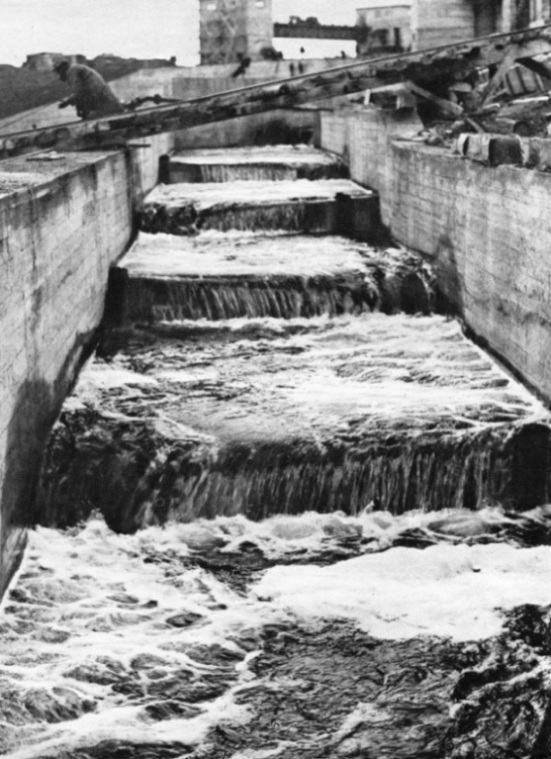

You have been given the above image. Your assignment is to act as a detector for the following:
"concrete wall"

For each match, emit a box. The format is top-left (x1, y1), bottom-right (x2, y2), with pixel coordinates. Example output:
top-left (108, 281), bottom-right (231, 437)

top-left (357, 4), bottom-right (413, 51)
top-left (411, 0), bottom-right (475, 48)
top-left (107, 60), bottom-right (345, 100)
top-left (129, 133), bottom-right (176, 197)
top-left (320, 107), bottom-right (421, 210)
top-left (321, 108), bottom-right (551, 404)
top-left (409, 0), bottom-right (551, 45)
top-left (151, 59), bottom-right (339, 79)
top-left (389, 144), bottom-right (551, 404)
top-left (175, 107), bottom-right (320, 149)
top-left (0, 132), bottom-right (173, 596)
top-left (245, 0), bottom-right (274, 59)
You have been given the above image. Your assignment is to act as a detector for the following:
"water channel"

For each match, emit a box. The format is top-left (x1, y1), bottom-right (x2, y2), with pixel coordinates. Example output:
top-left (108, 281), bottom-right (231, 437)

top-left (2, 145), bottom-right (551, 758)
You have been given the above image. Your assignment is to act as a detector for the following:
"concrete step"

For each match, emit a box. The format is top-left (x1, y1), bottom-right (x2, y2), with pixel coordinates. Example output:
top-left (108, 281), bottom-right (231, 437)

top-left (166, 145), bottom-right (348, 183)
top-left (137, 179), bottom-right (381, 239)
top-left (40, 314), bottom-right (549, 532)
top-left (109, 232), bottom-right (434, 324)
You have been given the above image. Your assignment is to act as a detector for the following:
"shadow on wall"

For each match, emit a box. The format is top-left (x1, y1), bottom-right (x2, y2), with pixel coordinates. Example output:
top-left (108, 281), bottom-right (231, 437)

top-left (1, 320), bottom-right (100, 596)
top-left (0, 377), bottom-right (53, 596)
top-left (252, 118), bottom-right (316, 146)
top-left (431, 237), bottom-right (551, 509)
top-left (433, 234), bottom-right (464, 316)
top-left (508, 423), bottom-right (551, 510)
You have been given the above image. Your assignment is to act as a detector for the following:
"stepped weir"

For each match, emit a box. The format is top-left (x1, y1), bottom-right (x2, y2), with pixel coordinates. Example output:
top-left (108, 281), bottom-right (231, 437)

top-left (3, 144), bottom-right (551, 758)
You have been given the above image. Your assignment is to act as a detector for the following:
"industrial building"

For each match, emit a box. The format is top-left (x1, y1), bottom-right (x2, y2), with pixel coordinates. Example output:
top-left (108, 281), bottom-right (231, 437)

top-left (413, 0), bottom-right (551, 49)
top-left (199, 0), bottom-right (274, 64)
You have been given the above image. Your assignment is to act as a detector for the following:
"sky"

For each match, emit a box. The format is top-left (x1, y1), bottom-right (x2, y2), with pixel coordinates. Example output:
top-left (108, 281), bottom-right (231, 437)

top-left (0, 0), bottom-right (364, 67)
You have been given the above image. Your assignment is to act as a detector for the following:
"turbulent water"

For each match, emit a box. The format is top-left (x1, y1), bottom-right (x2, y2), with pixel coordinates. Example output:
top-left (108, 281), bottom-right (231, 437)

top-left (8, 150), bottom-right (551, 757)
top-left (38, 313), bottom-right (551, 533)
top-left (23, 314), bottom-right (551, 757)
top-left (138, 180), bottom-right (372, 235)
top-left (169, 146), bottom-right (348, 183)
top-left (118, 233), bottom-right (434, 323)
top-left (3, 509), bottom-right (551, 758)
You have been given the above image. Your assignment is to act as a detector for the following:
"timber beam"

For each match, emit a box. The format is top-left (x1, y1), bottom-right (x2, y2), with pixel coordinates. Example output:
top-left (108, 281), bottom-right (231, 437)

top-left (2, 24), bottom-right (551, 158)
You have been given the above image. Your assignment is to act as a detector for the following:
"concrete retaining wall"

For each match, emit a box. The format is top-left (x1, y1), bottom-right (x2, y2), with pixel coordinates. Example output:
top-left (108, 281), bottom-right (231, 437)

top-left (175, 108), bottom-right (321, 150)
top-left (321, 108), bottom-right (422, 223)
top-left (0, 133), bottom-right (173, 596)
top-left (109, 59), bottom-right (343, 100)
top-left (321, 108), bottom-right (551, 404)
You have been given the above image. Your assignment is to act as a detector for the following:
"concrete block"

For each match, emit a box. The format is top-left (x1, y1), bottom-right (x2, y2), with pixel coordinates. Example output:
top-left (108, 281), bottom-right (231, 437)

top-left (335, 192), bottom-right (385, 243)
top-left (168, 146), bottom-right (348, 184)
top-left (488, 136), bottom-right (523, 167)
top-left (138, 179), bottom-right (377, 237)
top-left (113, 232), bottom-right (433, 324)
top-left (456, 134), bottom-right (523, 167)
top-left (527, 137), bottom-right (551, 171)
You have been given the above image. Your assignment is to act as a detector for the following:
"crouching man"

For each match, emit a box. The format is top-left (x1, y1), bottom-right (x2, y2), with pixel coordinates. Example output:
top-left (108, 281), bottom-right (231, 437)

top-left (54, 59), bottom-right (124, 120)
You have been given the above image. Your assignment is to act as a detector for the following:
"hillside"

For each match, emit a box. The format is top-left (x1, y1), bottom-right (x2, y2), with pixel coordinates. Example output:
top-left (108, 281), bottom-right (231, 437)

top-left (0, 55), bottom-right (175, 120)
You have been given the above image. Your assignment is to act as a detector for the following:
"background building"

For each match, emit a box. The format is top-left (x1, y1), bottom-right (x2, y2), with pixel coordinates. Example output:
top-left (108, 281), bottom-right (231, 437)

top-left (199, 0), bottom-right (551, 65)
top-left (199, 0), bottom-right (274, 64)
top-left (412, 0), bottom-right (551, 50)
top-left (22, 52), bottom-right (85, 71)
top-left (356, 3), bottom-right (412, 54)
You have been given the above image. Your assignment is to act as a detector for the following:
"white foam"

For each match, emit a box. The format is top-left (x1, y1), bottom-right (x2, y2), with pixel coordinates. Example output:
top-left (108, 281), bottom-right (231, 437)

top-left (4, 509), bottom-right (551, 757)
top-left (255, 541), bottom-right (551, 641)
top-left (145, 179), bottom-right (372, 211)
top-left (121, 232), bottom-right (381, 279)
top-left (171, 145), bottom-right (340, 167)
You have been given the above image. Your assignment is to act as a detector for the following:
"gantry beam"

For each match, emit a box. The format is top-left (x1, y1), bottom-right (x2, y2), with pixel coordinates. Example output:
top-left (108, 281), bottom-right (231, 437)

top-left (273, 22), bottom-right (359, 40)
top-left (2, 24), bottom-right (551, 158)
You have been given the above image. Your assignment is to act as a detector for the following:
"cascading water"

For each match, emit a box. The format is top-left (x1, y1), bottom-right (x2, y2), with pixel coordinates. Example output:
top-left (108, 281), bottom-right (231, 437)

top-left (39, 314), bottom-right (550, 533)
top-left (115, 233), bottom-right (434, 323)
top-left (168, 146), bottom-right (348, 184)
top-left (137, 179), bottom-right (374, 236)
top-left (5, 146), bottom-right (551, 759)
top-left (194, 164), bottom-right (299, 183)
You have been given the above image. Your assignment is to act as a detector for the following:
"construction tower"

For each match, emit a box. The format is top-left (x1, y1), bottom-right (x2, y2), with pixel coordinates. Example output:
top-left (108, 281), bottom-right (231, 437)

top-left (199, 0), bottom-right (274, 65)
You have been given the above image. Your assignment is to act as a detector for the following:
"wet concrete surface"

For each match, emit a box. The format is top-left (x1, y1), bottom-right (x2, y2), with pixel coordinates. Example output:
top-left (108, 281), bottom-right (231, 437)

top-left (39, 314), bottom-right (550, 532)
top-left (168, 146), bottom-right (348, 183)
top-left (138, 179), bottom-right (376, 235)
top-left (113, 233), bottom-right (434, 323)
top-left (0, 150), bottom-right (119, 195)
top-left (0, 171), bottom-right (54, 195)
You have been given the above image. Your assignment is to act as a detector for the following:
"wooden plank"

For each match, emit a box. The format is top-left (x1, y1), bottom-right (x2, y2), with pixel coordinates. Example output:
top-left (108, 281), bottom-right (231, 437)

top-left (408, 83), bottom-right (464, 117)
top-left (480, 45), bottom-right (522, 106)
